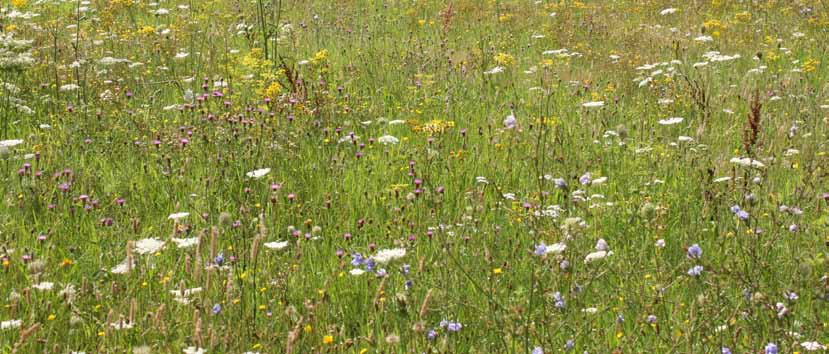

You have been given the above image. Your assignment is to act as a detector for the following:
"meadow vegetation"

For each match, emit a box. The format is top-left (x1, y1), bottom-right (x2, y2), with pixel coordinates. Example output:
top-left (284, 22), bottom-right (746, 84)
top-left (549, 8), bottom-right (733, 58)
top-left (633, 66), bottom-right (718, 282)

top-left (1, 0), bottom-right (829, 353)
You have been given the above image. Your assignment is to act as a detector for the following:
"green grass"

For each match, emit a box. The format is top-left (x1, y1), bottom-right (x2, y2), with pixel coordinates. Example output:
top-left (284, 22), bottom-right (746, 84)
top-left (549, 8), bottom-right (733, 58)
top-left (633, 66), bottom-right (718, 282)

top-left (1, 0), bottom-right (829, 353)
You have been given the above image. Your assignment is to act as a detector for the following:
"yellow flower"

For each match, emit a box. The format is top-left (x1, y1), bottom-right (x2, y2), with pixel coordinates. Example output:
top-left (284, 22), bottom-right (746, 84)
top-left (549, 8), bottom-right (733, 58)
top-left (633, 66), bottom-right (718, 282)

top-left (703, 19), bottom-right (726, 32)
top-left (138, 26), bottom-right (155, 35)
top-left (61, 258), bottom-right (74, 267)
top-left (11, 0), bottom-right (26, 8)
top-left (263, 81), bottom-right (282, 98)
top-left (802, 58), bottom-right (820, 73)
top-left (304, 324), bottom-right (313, 333)
top-left (494, 52), bottom-right (516, 67)
top-left (492, 268), bottom-right (503, 275)
top-left (734, 12), bottom-right (751, 22)
top-left (323, 335), bottom-right (334, 344)
top-left (312, 49), bottom-right (328, 64)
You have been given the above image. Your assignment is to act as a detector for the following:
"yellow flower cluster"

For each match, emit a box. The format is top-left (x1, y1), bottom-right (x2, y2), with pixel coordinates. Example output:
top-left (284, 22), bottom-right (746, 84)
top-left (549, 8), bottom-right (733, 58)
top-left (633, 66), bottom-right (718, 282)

top-left (802, 58), bottom-right (820, 73)
top-left (411, 119), bottom-right (455, 134)
top-left (494, 52), bottom-right (516, 67)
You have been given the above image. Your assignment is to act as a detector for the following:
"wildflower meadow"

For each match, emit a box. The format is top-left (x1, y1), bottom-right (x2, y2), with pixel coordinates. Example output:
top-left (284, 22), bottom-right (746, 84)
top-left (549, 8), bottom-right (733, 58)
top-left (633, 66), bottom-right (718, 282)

top-left (1, 0), bottom-right (829, 353)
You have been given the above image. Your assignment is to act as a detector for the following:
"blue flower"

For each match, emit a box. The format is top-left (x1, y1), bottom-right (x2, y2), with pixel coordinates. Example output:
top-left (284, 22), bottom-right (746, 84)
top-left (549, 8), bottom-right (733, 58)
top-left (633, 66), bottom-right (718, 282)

top-left (736, 210), bottom-right (749, 220)
top-left (427, 329), bottom-right (437, 340)
top-left (534, 243), bottom-right (547, 256)
top-left (554, 178), bottom-right (568, 189)
top-left (446, 322), bottom-right (462, 332)
top-left (764, 343), bottom-right (778, 354)
top-left (579, 172), bottom-right (592, 185)
top-left (532, 347), bottom-right (544, 354)
top-left (565, 339), bottom-right (574, 351)
top-left (553, 292), bottom-right (566, 309)
top-left (212, 303), bottom-right (222, 315)
top-left (721, 347), bottom-right (732, 354)
top-left (365, 258), bottom-right (376, 271)
top-left (646, 315), bottom-right (657, 324)
top-left (214, 253), bottom-right (224, 266)
top-left (687, 265), bottom-right (704, 277)
top-left (350, 253), bottom-right (364, 266)
top-left (687, 244), bottom-right (702, 259)
top-left (401, 264), bottom-right (411, 275)
top-left (730, 205), bottom-right (742, 213)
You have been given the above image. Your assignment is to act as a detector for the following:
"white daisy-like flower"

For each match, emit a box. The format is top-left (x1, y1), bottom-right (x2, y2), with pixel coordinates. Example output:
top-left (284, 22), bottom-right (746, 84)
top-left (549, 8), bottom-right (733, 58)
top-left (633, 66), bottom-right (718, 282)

top-left (98, 57), bottom-right (129, 66)
top-left (350, 268), bottom-right (366, 276)
top-left (584, 250), bottom-right (612, 263)
top-left (245, 168), bottom-right (271, 178)
top-left (582, 307), bottom-right (598, 314)
top-left (658, 117), bottom-right (683, 125)
top-left (730, 157), bottom-right (766, 169)
top-left (59, 84), bottom-right (80, 91)
top-left (263, 241), bottom-right (289, 250)
top-left (801, 342), bottom-right (826, 351)
top-left (713, 176), bottom-right (732, 183)
top-left (544, 242), bottom-right (567, 255)
top-left (1, 319), bottom-right (22, 330)
top-left (678, 136), bottom-right (694, 142)
top-left (110, 258), bottom-right (134, 274)
top-left (171, 237), bottom-right (199, 249)
top-left (168, 212), bottom-right (190, 220)
top-left (388, 119), bottom-right (406, 125)
top-left (591, 177), bottom-right (608, 186)
top-left (171, 287), bottom-right (202, 304)
top-left (170, 287), bottom-right (202, 298)
top-left (175, 52), bottom-right (190, 59)
top-left (694, 35), bottom-right (713, 42)
top-left (183, 347), bottom-right (207, 354)
top-left (377, 135), bottom-right (399, 145)
top-left (484, 66), bottom-right (505, 75)
top-left (660, 8), bottom-right (677, 15)
top-left (32, 281), bottom-right (55, 291)
top-left (110, 321), bottom-right (134, 330)
top-left (134, 238), bottom-right (165, 255)
top-left (371, 248), bottom-right (406, 263)
top-left (582, 101), bottom-right (604, 108)
top-left (0, 139), bottom-right (23, 148)
top-left (154, 8), bottom-right (170, 15)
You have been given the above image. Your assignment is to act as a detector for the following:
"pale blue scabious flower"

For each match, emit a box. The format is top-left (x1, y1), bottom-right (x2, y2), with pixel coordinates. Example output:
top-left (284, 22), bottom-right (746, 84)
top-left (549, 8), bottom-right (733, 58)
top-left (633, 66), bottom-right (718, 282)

top-left (687, 265), bottom-right (703, 277)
